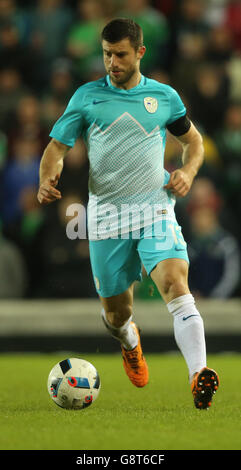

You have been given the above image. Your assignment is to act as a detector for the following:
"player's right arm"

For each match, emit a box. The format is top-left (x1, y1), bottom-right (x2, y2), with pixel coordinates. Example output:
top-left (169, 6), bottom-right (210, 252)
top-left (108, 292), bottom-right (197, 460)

top-left (37, 138), bottom-right (70, 205)
top-left (37, 84), bottom-right (87, 205)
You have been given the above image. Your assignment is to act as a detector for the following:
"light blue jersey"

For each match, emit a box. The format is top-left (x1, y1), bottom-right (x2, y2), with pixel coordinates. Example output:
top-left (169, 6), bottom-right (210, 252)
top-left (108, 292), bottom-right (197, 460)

top-left (50, 75), bottom-right (186, 240)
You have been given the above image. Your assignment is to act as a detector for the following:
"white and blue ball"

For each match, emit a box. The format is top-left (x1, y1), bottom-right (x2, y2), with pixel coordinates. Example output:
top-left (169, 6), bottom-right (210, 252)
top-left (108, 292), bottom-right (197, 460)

top-left (47, 358), bottom-right (101, 410)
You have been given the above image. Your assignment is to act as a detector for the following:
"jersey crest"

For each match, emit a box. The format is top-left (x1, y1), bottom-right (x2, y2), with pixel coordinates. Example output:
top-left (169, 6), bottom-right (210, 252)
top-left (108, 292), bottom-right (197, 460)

top-left (144, 97), bottom-right (158, 114)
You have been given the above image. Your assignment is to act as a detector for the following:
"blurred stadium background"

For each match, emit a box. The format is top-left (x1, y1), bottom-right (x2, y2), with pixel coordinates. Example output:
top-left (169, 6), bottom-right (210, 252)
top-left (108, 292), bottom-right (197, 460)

top-left (0, 0), bottom-right (240, 354)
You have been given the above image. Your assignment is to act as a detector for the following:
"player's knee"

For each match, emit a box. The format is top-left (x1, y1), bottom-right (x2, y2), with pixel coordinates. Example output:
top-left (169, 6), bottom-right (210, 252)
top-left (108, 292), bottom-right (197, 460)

top-left (161, 275), bottom-right (188, 300)
top-left (105, 305), bottom-right (132, 328)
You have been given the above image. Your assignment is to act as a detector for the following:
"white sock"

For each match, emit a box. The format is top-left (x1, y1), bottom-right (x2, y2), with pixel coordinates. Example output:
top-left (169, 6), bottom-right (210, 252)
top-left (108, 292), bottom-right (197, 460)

top-left (166, 294), bottom-right (206, 382)
top-left (101, 308), bottom-right (138, 351)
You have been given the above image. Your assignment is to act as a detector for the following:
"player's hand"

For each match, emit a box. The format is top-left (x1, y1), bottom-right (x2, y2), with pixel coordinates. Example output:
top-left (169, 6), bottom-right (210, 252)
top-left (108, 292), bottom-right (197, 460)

top-left (164, 169), bottom-right (193, 197)
top-left (37, 174), bottom-right (62, 205)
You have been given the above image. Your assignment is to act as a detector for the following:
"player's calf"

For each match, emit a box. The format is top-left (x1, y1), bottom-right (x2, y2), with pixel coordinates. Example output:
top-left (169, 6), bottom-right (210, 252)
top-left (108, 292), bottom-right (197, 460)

top-left (101, 308), bottom-right (138, 350)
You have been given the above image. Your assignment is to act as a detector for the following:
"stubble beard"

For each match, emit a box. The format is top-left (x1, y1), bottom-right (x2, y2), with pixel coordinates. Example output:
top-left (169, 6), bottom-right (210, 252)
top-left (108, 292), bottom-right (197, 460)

top-left (109, 66), bottom-right (137, 87)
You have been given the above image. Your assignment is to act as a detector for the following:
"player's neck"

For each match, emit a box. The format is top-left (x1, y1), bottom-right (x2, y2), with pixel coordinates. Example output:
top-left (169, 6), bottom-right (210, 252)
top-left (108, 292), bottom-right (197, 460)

top-left (110, 70), bottom-right (142, 90)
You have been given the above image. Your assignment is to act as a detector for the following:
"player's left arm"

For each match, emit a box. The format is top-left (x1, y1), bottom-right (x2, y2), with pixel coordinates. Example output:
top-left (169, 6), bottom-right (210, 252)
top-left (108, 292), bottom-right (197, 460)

top-left (164, 121), bottom-right (204, 197)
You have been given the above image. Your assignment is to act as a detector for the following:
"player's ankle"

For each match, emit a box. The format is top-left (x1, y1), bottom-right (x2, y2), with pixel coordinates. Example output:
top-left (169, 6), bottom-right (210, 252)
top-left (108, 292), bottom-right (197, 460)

top-left (190, 371), bottom-right (198, 384)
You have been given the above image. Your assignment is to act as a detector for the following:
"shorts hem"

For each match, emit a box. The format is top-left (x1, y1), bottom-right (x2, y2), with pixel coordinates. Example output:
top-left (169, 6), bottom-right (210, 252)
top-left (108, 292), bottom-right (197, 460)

top-left (96, 274), bottom-right (142, 298)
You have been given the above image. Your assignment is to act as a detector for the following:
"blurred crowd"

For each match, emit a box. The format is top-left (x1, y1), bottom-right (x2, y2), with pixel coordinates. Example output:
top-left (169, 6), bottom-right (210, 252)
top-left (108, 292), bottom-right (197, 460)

top-left (0, 0), bottom-right (240, 299)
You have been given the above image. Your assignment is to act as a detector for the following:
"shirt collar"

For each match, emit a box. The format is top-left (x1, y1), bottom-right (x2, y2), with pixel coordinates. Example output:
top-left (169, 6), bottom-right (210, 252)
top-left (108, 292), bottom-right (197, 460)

top-left (106, 74), bottom-right (145, 93)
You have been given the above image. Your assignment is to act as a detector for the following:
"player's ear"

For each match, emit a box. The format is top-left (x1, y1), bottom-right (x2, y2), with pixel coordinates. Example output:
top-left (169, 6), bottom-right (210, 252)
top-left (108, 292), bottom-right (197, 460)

top-left (137, 45), bottom-right (146, 60)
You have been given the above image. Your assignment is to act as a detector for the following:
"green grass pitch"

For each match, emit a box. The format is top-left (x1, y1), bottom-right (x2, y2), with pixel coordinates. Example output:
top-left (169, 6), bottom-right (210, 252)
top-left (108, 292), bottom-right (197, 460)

top-left (0, 352), bottom-right (240, 450)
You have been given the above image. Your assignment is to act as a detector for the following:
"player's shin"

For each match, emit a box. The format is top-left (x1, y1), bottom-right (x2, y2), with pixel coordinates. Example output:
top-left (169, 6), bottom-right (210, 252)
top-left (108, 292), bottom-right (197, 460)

top-left (166, 294), bottom-right (207, 382)
top-left (101, 308), bottom-right (138, 350)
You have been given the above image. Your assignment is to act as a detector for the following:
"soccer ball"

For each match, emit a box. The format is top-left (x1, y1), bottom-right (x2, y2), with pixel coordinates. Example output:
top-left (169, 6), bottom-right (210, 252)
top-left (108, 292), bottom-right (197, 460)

top-left (47, 357), bottom-right (101, 410)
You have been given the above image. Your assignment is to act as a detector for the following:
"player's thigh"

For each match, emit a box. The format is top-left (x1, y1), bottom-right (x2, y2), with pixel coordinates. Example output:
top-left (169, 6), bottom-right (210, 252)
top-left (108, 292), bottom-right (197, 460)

top-left (89, 237), bottom-right (142, 298)
top-left (150, 258), bottom-right (190, 303)
top-left (138, 219), bottom-right (190, 303)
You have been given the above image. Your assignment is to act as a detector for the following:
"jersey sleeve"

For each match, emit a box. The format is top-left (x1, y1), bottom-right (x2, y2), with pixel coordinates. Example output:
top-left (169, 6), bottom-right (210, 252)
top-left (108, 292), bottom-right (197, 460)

top-left (49, 88), bottom-right (85, 147)
top-left (166, 87), bottom-right (186, 126)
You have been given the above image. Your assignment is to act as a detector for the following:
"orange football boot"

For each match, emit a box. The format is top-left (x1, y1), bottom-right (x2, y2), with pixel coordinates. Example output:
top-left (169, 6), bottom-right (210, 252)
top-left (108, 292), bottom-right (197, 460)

top-left (121, 322), bottom-right (149, 388)
top-left (191, 367), bottom-right (220, 410)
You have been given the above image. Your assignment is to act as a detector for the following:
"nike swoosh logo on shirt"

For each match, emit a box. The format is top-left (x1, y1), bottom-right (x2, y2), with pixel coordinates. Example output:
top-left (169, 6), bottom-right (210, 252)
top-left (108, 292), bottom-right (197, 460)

top-left (93, 99), bottom-right (110, 105)
top-left (182, 315), bottom-right (199, 321)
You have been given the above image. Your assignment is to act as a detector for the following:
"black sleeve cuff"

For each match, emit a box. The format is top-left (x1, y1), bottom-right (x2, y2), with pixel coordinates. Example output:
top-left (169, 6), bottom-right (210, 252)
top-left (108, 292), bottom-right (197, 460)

top-left (166, 114), bottom-right (191, 136)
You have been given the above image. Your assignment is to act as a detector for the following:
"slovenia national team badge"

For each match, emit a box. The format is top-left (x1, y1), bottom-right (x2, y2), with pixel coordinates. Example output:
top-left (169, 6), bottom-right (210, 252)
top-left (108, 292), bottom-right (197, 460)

top-left (144, 97), bottom-right (158, 113)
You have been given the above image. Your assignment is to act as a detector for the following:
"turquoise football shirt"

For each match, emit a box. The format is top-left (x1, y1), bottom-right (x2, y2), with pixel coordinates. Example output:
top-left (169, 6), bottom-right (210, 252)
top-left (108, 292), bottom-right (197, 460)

top-left (50, 75), bottom-right (186, 239)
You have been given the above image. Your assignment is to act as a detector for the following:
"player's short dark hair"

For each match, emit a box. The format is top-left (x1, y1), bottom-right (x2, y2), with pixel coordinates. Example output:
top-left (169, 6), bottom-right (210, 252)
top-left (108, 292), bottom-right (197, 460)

top-left (101, 18), bottom-right (143, 51)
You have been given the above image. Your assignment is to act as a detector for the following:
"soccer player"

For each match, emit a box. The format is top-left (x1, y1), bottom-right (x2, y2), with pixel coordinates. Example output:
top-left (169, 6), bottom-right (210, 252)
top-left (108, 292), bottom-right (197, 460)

top-left (37, 18), bottom-right (219, 409)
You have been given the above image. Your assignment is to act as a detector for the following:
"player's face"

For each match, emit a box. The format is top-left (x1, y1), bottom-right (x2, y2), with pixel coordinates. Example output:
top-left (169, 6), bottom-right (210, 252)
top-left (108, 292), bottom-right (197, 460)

top-left (102, 38), bottom-right (146, 88)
